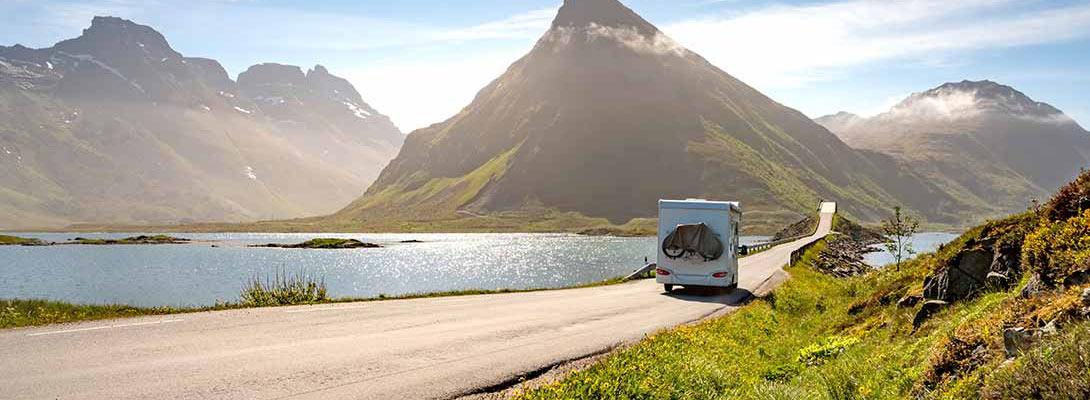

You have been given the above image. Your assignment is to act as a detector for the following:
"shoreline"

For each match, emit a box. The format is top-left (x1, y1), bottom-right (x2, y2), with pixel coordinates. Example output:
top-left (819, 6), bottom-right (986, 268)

top-left (1, 276), bottom-right (635, 330)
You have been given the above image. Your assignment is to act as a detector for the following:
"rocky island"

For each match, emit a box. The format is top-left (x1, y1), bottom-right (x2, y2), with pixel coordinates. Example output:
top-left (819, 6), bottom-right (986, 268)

top-left (251, 238), bottom-right (382, 249)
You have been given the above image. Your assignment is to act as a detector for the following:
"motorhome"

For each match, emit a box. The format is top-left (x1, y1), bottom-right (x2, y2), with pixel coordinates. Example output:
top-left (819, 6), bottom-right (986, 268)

top-left (656, 199), bottom-right (741, 292)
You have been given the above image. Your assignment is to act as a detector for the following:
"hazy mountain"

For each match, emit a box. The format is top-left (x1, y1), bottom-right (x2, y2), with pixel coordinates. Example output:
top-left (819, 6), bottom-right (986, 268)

top-left (335, 0), bottom-right (966, 232)
top-left (0, 16), bottom-right (401, 229)
top-left (818, 80), bottom-right (1090, 212)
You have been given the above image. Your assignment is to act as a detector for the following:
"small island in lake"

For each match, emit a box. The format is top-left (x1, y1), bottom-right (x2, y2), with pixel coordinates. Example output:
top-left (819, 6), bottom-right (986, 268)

top-left (65, 235), bottom-right (191, 245)
top-left (251, 238), bottom-right (383, 249)
top-left (0, 235), bottom-right (47, 246)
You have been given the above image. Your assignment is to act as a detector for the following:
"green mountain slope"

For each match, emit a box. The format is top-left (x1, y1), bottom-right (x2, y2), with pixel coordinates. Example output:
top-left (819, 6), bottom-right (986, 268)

top-left (333, 0), bottom-right (968, 233)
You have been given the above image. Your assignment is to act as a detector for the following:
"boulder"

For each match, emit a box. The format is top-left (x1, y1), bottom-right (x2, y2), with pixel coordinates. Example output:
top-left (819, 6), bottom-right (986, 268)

top-left (923, 248), bottom-right (991, 302)
top-left (1082, 288), bottom-right (1090, 307)
top-left (985, 272), bottom-right (1010, 290)
top-left (913, 300), bottom-right (948, 328)
top-left (989, 240), bottom-right (1022, 281)
top-left (897, 294), bottom-right (922, 308)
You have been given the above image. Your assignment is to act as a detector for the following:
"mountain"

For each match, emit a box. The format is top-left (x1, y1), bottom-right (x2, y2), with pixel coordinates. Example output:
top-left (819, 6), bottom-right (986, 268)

top-left (333, 0), bottom-right (967, 233)
top-left (817, 80), bottom-right (1090, 213)
top-left (0, 16), bottom-right (401, 229)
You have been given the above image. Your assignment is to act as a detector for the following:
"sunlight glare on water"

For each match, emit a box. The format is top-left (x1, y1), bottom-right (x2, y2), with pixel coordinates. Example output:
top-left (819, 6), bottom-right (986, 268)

top-left (0, 232), bottom-right (770, 307)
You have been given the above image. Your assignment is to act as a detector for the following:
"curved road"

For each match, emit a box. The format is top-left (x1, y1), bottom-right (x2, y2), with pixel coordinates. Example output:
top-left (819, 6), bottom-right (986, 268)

top-left (0, 204), bottom-right (834, 400)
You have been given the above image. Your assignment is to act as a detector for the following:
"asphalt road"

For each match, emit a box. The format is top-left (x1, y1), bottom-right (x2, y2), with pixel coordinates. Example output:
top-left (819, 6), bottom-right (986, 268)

top-left (1, 205), bottom-right (834, 400)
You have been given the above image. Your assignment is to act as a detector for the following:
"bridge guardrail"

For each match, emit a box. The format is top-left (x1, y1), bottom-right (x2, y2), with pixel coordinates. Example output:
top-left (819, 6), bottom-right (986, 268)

top-left (625, 263), bottom-right (657, 281)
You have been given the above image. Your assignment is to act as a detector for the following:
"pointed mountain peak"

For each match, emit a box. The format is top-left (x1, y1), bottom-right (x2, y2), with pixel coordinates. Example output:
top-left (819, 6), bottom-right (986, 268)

top-left (553, 0), bottom-right (657, 34)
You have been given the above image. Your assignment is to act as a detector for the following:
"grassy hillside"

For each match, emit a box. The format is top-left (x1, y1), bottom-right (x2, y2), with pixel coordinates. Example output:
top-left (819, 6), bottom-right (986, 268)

top-left (517, 172), bottom-right (1090, 399)
top-left (326, 0), bottom-right (976, 236)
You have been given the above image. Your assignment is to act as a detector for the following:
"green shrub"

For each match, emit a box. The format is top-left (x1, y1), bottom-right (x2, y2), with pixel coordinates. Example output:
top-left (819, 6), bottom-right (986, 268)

top-left (1043, 169), bottom-right (1090, 222)
top-left (797, 336), bottom-right (861, 366)
top-left (240, 271), bottom-right (328, 307)
top-left (1023, 210), bottom-right (1090, 285)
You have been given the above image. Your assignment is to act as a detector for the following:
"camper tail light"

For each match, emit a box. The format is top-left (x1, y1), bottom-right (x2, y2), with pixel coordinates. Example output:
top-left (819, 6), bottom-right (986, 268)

top-left (712, 272), bottom-right (729, 279)
top-left (655, 268), bottom-right (672, 276)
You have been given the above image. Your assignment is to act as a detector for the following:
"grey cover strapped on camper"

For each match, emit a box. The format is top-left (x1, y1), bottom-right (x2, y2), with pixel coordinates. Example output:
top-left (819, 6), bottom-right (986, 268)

top-left (662, 223), bottom-right (724, 261)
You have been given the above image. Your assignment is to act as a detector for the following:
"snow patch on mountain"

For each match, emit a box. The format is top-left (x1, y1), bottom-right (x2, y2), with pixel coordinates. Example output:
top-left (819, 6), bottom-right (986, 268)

top-left (53, 52), bottom-right (146, 94)
top-left (343, 101), bottom-right (371, 119)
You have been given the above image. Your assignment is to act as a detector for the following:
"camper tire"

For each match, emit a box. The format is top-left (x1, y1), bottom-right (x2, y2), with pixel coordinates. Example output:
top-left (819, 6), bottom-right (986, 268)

top-left (664, 284), bottom-right (674, 293)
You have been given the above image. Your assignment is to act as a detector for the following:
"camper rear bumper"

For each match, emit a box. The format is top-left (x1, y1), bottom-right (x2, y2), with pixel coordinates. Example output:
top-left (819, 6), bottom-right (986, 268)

top-left (656, 270), bottom-right (734, 287)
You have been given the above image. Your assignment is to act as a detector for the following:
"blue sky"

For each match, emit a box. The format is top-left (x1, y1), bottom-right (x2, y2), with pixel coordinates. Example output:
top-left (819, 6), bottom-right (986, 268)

top-left (2, 0), bottom-right (1088, 132)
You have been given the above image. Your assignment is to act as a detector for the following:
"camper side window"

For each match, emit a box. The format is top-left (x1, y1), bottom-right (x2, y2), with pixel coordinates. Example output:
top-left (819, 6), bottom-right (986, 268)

top-left (732, 222), bottom-right (739, 252)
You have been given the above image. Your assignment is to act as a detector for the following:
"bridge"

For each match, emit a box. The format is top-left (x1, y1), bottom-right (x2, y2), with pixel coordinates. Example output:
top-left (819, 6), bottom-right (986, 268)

top-left (0, 203), bottom-right (836, 400)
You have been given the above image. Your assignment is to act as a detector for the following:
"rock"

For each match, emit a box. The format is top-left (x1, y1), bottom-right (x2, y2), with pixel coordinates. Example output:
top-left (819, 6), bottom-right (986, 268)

top-left (913, 300), bottom-right (948, 328)
top-left (897, 294), bottom-right (922, 308)
top-left (1082, 288), bottom-right (1090, 307)
top-left (1065, 270), bottom-right (1090, 287)
top-left (989, 239), bottom-right (1022, 278)
top-left (1004, 327), bottom-right (1033, 358)
top-left (985, 272), bottom-right (1010, 290)
top-left (923, 248), bottom-right (991, 302)
top-left (971, 345), bottom-right (988, 360)
top-left (1039, 320), bottom-right (1059, 336)
top-left (814, 236), bottom-right (874, 278)
top-left (1021, 274), bottom-right (1045, 298)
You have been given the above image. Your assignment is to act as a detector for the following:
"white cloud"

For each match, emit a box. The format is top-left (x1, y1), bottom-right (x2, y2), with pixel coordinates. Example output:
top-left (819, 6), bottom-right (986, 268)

top-left (662, 0), bottom-right (1090, 90)
top-left (586, 23), bottom-right (685, 57)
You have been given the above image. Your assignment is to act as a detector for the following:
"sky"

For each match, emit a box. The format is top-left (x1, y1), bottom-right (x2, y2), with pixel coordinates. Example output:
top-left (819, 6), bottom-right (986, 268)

top-left (2, 0), bottom-right (1089, 133)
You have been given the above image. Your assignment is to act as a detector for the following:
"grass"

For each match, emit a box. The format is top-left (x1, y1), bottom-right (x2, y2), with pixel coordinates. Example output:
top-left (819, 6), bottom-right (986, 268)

top-left (1, 299), bottom-right (200, 329)
top-left (516, 211), bottom-right (1089, 399)
top-left (981, 320), bottom-right (1090, 398)
top-left (241, 271), bottom-right (328, 306)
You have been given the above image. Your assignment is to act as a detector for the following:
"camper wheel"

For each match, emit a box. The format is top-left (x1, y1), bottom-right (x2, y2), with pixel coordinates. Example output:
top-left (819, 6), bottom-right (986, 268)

top-left (664, 284), bottom-right (674, 293)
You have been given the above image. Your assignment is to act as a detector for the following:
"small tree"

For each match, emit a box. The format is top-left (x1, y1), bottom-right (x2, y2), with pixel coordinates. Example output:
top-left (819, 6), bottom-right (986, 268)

top-left (882, 206), bottom-right (920, 270)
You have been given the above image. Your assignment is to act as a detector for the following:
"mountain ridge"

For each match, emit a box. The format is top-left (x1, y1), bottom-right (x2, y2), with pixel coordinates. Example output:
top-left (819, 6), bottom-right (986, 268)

top-left (0, 16), bottom-right (402, 229)
top-left (817, 80), bottom-right (1090, 215)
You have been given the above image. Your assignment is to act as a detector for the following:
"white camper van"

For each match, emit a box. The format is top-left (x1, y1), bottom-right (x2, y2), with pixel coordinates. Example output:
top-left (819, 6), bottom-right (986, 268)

top-left (656, 199), bottom-right (741, 293)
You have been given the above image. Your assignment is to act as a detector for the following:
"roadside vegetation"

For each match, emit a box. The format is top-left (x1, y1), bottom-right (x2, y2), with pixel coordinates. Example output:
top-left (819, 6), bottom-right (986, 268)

top-left (517, 171), bottom-right (1090, 399)
top-left (1, 275), bottom-right (631, 329)
top-left (240, 271), bottom-right (328, 306)
top-left (0, 299), bottom-right (195, 329)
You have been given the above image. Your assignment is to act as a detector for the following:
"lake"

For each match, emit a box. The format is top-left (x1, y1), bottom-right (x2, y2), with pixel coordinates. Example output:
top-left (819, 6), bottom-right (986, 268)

top-left (864, 232), bottom-right (961, 267)
top-left (0, 232), bottom-right (959, 307)
top-left (0, 232), bottom-right (771, 307)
